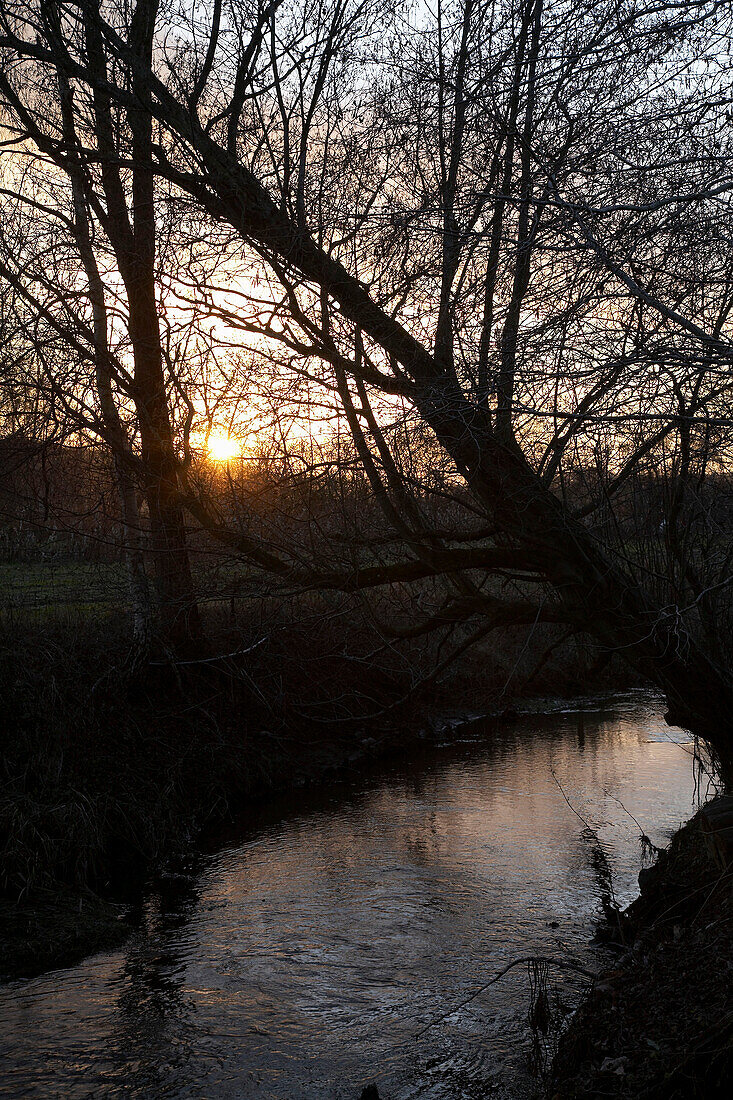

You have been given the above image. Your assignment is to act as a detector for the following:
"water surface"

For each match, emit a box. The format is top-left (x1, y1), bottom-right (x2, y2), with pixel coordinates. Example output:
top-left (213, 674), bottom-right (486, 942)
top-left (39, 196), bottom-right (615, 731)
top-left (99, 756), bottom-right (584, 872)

top-left (0, 693), bottom-right (699, 1099)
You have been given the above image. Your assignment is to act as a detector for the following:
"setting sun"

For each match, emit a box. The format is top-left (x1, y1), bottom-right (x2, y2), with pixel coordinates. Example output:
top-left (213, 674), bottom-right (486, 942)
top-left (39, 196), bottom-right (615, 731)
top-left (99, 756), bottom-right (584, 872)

top-left (207, 433), bottom-right (239, 462)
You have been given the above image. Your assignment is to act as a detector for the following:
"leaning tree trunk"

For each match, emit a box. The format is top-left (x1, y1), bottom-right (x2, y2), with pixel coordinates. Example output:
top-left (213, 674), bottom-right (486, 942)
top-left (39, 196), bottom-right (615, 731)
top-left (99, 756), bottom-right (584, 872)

top-left (413, 374), bottom-right (733, 786)
top-left (178, 126), bottom-right (733, 771)
top-left (164, 100), bottom-right (733, 768)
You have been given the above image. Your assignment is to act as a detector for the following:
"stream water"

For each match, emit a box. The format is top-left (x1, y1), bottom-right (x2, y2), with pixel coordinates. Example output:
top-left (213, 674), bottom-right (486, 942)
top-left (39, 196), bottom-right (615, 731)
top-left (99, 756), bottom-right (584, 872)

top-left (0, 693), bottom-right (700, 1099)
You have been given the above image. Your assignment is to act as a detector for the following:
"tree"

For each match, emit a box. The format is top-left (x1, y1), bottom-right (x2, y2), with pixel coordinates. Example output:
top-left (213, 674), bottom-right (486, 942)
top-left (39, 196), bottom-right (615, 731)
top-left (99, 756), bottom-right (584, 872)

top-left (2, 0), bottom-right (733, 777)
top-left (0, 0), bottom-right (204, 651)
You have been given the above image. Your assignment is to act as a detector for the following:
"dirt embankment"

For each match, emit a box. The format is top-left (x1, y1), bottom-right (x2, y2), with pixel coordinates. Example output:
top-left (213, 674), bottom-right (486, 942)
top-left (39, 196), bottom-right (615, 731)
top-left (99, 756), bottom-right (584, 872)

top-left (550, 802), bottom-right (733, 1100)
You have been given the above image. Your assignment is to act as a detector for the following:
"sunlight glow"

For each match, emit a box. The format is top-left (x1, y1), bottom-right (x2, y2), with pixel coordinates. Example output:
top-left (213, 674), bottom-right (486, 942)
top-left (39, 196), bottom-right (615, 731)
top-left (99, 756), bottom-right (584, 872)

top-left (207, 433), bottom-right (240, 462)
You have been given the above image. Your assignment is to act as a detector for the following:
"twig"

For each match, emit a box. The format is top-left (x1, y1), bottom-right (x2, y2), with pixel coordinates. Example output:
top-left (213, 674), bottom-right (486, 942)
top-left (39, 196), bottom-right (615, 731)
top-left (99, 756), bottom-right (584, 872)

top-left (411, 955), bottom-right (596, 1040)
top-left (149, 636), bottom-right (267, 666)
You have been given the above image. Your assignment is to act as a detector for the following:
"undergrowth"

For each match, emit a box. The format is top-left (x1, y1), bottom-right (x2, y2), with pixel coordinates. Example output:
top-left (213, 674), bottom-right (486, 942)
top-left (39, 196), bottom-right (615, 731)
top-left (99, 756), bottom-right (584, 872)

top-left (0, 591), bottom-right (638, 977)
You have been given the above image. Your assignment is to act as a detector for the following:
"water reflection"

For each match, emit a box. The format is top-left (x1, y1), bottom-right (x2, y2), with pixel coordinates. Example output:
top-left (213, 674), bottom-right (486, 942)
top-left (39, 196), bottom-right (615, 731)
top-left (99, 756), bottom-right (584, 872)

top-left (0, 693), bottom-right (697, 1099)
top-left (108, 878), bottom-right (201, 1096)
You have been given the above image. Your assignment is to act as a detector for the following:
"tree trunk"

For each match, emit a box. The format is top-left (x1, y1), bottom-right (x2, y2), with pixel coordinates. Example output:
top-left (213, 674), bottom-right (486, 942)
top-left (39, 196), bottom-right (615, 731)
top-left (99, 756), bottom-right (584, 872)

top-left (58, 67), bottom-right (155, 660)
top-left (128, 282), bottom-right (203, 653)
top-left (81, 0), bottom-right (202, 653)
top-left (413, 374), bottom-right (733, 783)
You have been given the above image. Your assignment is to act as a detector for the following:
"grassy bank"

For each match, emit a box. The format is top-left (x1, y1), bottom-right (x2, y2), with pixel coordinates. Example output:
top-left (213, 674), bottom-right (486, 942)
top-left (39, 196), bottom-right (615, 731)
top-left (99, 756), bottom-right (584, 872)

top-left (1, 594), bottom-right (637, 981)
top-left (549, 806), bottom-right (733, 1099)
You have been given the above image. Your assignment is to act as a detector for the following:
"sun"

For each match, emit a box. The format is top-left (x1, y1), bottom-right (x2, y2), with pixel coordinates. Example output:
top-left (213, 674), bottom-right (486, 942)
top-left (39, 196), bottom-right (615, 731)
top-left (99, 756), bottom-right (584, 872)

top-left (207, 433), bottom-right (240, 462)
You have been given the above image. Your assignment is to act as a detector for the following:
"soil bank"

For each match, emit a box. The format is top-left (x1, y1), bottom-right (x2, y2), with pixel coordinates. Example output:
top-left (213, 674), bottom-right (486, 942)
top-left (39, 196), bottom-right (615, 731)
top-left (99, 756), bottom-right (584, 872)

top-left (549, 803), bottom-right (733, 1100)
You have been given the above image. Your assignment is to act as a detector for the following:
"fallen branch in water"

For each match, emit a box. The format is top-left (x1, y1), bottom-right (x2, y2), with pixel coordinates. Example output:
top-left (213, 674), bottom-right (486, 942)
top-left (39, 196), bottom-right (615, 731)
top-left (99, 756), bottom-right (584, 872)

top-left (551, 768), bottom-right (621, 923)
top-left (411, 954), bottom-right (597, 1040)
top-left (604, 789), bottom-right (662, 863)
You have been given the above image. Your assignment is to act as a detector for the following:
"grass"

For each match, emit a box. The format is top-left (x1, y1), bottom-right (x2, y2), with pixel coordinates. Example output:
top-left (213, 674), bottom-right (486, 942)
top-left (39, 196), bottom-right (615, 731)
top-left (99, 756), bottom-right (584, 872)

top-left (0, 607), bottom-right (262, 976)
top-left (0, 561), bottom-right (129, 620)
top-left (0, 558), bottom-right (257, 622)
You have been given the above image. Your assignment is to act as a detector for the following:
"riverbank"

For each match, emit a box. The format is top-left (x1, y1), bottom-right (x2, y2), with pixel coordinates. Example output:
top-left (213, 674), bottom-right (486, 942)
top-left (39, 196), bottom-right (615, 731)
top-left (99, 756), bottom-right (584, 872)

top-left (549, 802), bottom-right (733, 1099)
top-left (1, 603), bottom-right (635, 981)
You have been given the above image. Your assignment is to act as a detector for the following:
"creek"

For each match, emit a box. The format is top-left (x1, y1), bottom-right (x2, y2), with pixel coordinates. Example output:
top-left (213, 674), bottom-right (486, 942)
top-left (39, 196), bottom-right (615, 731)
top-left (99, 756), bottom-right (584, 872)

top-left (0, 693), bottom-right (698, 1098)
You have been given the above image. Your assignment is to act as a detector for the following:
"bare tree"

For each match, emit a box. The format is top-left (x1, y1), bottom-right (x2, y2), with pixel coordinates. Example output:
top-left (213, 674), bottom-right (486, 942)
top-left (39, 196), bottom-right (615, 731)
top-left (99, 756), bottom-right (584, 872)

top-left (2, 0), bottom-right (733, 774)
top-left (0, 0), bottom-right (206, 650)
